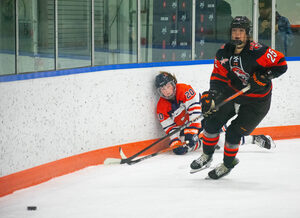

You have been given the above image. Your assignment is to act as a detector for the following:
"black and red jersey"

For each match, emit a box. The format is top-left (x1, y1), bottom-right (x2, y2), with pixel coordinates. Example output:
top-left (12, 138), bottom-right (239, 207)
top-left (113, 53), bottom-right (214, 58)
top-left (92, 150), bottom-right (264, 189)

top-left (210, 41), bottom-right (287, 103)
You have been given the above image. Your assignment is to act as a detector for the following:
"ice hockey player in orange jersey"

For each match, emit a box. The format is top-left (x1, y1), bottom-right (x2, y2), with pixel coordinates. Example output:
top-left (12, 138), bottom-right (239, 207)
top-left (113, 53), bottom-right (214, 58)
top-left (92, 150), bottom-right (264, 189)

top-left (155, 71), bottom-right (202, 155)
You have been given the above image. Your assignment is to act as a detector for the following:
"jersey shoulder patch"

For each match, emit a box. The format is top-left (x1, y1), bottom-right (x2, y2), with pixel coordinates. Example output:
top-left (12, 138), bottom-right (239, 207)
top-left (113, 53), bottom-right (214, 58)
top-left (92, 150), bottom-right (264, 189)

top-left (248, 41), bottom-right (268, 57)
top-left (249, 41), bottom-right (263, 51)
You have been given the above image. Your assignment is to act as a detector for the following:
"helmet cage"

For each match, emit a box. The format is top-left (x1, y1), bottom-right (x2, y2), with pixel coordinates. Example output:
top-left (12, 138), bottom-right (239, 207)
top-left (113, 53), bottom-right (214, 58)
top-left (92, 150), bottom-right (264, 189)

top-left (157, 81), bottom-right (176, 100)
top-left (230, 16), bottom-right (251, 45)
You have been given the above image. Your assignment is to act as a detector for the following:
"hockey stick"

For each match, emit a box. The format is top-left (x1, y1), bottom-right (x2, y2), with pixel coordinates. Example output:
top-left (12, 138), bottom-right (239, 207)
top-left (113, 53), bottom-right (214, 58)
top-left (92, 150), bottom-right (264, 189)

top-left (215, 84), bottom-right (251, 109)
top-left (107, 84), bottom-right (251, 165)
top-left (103, 141), bottom-right (185, 165)
top-left (126, 141), bottom-right (188, 165)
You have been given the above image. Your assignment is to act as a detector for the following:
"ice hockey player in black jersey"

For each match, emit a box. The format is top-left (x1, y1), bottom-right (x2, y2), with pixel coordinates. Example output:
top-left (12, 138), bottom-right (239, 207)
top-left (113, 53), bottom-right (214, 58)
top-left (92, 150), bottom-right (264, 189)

top-left (190, 16), bottom-right (287, 179)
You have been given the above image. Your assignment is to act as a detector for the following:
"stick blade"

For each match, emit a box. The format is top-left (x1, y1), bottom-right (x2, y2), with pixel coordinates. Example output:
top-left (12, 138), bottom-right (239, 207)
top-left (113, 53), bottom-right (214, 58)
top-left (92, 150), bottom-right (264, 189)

top-left (103, 147), bottom-right (128, 165)
top-left (103, 158), bottom-right (122, 165)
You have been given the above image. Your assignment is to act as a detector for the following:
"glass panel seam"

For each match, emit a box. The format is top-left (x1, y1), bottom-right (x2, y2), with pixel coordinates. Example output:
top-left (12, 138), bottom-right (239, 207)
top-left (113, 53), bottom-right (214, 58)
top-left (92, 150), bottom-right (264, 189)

top-left (137, 0), bottom-right (141, 63)
top-left (192, 0), bottom-right (196, 60)
top-left (54, 0), bottom-right (58, 70)
top-left (271, 0), bottom-right (276, 49)
top-left (253, 0), bottom-right (259, 42)
top-left (91, 0), bottom-right (95, 66)
top-left (15, 0), bottom-right (19, 74)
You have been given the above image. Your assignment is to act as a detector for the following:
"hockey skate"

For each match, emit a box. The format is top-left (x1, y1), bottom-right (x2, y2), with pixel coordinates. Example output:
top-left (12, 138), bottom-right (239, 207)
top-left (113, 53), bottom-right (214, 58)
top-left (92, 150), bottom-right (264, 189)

top-left (207, 158), bottom-right (239, 180)
top-left (190, 153), bottom-right (213, 174)
top-left (253, 135), bottom-right (275, 149)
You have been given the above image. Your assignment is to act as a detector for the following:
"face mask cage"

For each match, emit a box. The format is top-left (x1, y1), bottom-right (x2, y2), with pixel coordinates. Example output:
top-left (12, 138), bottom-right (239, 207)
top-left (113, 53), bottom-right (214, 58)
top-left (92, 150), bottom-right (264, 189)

top-left (229, 16), bottom-right (251, 45)
top-left (157, 81), bottom-right (176, 100)
top-left (230, 26), bottom-right (251, 46)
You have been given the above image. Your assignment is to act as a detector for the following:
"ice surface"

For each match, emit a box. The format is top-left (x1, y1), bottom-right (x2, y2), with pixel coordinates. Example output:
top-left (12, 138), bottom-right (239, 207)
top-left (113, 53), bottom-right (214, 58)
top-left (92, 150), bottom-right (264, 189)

top-left (0, 139), bottom-right (300, 218)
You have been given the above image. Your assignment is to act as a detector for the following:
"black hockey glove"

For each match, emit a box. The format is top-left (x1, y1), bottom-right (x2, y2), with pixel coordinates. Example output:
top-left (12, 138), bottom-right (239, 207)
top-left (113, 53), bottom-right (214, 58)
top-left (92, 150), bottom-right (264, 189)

top-left (248, 72), bottom-right (271, 92)
top-left (170, 137), bottom-right (188, 155)
top-left (201, 90), bottom-right (218, 118)
top-left (262, 70), bottom-right (274, 80)
top-left (180, 127), bottom-right (199, 148)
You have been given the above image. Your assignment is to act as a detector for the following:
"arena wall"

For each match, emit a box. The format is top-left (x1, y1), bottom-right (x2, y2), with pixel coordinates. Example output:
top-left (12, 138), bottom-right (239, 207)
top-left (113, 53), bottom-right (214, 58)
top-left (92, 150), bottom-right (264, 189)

top-left (0, 60), bottom-right (299, 196)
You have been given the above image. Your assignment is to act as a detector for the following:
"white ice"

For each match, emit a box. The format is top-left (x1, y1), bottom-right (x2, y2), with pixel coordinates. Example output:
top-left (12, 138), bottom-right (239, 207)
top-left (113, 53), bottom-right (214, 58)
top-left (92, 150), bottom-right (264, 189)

top-left (0, 139), bottom-right (300, 218)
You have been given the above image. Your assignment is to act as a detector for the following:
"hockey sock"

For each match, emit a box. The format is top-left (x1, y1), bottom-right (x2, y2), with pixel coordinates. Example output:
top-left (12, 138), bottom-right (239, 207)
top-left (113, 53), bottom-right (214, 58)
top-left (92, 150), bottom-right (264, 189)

top-left (202, 131), bottom-right (220, 155)
top-left (223, 141), bottom-right (239, 168)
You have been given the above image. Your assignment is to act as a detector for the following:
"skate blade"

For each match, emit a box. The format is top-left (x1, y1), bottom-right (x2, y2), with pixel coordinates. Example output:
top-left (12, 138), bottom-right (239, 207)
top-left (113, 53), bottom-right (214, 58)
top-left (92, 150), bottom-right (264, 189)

top-left (205, 171), bottom-right (232, 180)
top-left (205, 176), bottom-right (213, 180)
top-left (204, 175), bottom-right (227, 180)
top-left (190, 164), bottom-right (211, 174)
top-left (103, 158), bottom-right (121, 165)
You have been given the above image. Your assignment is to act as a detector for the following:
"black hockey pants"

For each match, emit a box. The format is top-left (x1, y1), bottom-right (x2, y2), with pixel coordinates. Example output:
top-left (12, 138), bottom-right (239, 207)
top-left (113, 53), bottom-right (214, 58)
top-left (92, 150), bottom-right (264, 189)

top-left (203, 96), bottom-right (271, 145)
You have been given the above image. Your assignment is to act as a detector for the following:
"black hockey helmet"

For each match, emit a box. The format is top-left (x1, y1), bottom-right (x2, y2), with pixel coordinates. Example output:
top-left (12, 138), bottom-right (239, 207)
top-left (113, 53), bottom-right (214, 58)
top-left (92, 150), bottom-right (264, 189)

top-left (230, 16), bottom-right (251, 35)
top-left (155, 72), bottom-right (177, 99)
top-left (155, 72), bottom-right (177, 89)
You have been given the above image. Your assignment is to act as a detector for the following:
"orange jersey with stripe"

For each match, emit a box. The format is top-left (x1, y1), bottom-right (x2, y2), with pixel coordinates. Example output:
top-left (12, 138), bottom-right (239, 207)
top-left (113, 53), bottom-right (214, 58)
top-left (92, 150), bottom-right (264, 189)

top-left (156, 83), bottom-right (202, 139)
